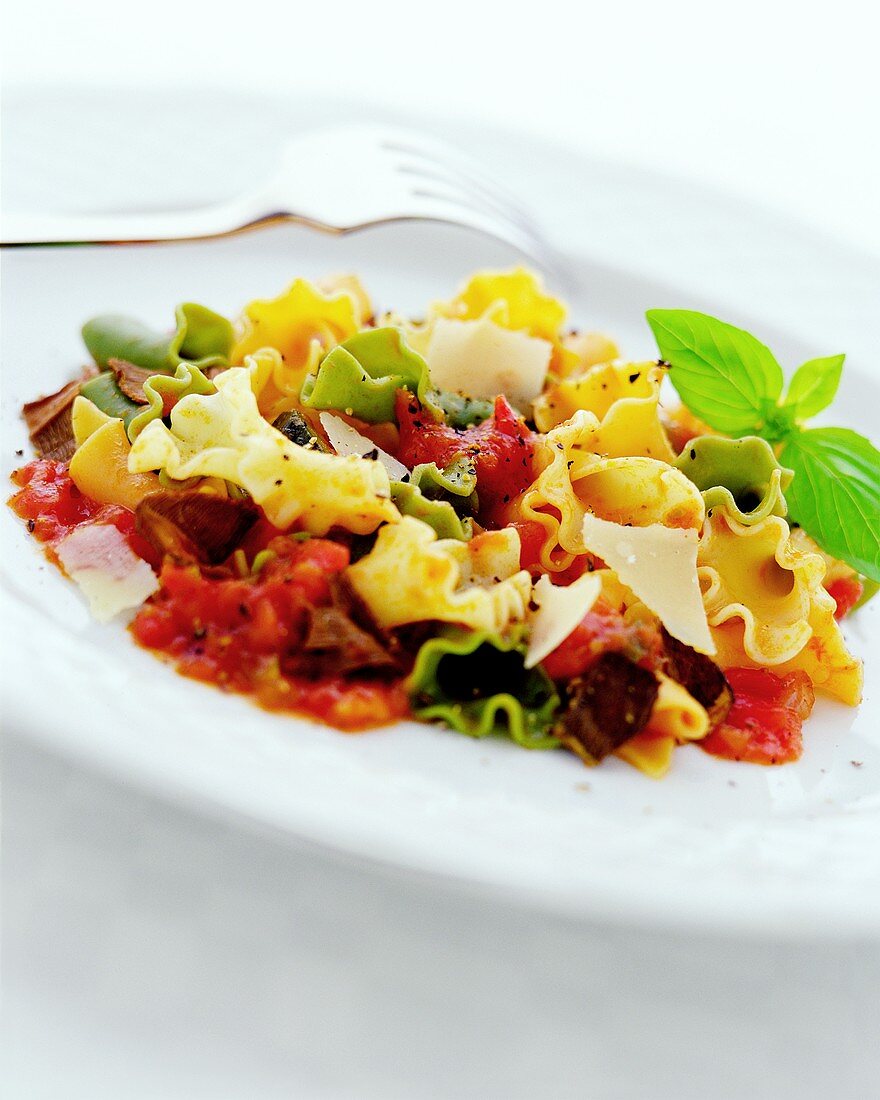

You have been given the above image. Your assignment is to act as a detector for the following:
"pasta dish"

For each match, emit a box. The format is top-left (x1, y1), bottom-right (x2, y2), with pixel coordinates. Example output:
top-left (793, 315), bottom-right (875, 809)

top-left (10, 270), bottom-right (876, 777)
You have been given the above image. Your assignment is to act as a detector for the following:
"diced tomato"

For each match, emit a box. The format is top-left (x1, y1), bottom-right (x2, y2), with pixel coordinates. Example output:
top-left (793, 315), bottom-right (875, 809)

top-left (395, 392), bottom-right (535, 519)
top-left (130, 536), bottom-right (406, 730)
top-left (256, 675), bottom-right (409, 730)
top-left (237, 515), bottom-right (291, 560)
top-left (9, 459), bottom-right (159, 567)
top-left (826, 576), bottom-right (863, 620)
top-left (508, 517), bottom-right (601, 585)
top-left (700, 667), bottom-right (815, 764)
top-left (551, 557), bottom-right (597, 586)
top-left (10, 460), bottom-right (104, 542)
top-left (511, 519), bottom-right (548, 571)
top-left (541, 597), bottom-right (663, 680)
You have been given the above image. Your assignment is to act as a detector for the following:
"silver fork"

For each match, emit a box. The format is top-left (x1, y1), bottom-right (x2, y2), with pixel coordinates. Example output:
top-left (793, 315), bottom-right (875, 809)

top-left (0, 124), bottom-right (558, 271)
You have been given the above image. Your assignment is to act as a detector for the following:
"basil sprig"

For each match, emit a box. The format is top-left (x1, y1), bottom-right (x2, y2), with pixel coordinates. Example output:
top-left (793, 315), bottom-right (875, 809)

top-left (646, 309), bottom-right (880, 582)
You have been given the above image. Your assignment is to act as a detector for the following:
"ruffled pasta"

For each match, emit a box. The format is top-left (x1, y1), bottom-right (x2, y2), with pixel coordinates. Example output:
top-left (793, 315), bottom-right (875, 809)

top-left (533, 360), bottom-right (675, 463)
top-left (345, 516), bottom-right (532, 633)
top-left (245, 346), bottom-right (323, 422)
top-left (230, 277), bottom-right (366, 380)
top-left (617, 675), bottom-right (711, 778)
top-left (432, 267), bottom-right (566, 341)
top-left (127, 362), bottom-right (217, 441)
top-left (430, 268), bottom-right (578, 380)
top-left (407, 628), bottom-right (560, 749)
top-left (698, 509), bottom-right (863, 702)
top-left (518, 411), bottom-right (704, 572)
top-left (128, 366), bottom-right (399, 535)
top-left (557, 331), bottom-right (620, 379)
top-left (390, 481), bottom-right (473, 540)
top-left (82, 302), bottom-right (233, 373)
top-left (674, 435), bottom-right (793, 525)
top-left (69, 401), bottom-right (161, 510)
top-left (302, 326), bottom-right (437, 422)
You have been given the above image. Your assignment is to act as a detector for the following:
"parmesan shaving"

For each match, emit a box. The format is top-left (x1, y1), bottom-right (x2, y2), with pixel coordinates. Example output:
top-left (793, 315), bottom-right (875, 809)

top-left (55, 524), bottom-right (159, 623)
top-left (319, 412), bottom-right (409, 481)
top-left (425, 317), bottom-right (552, 412)
top-left (524, 573), bottom-right (602, 669)
top-left (580, 513), bottom-right (715, 655)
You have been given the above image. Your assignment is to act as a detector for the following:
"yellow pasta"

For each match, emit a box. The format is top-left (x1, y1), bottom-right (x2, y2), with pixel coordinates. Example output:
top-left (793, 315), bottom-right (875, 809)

top-left (431, 267), bottom-right (580, 379)
top-left (230, 276), bottom-right (366, 377)
top-left (617, 675), bottom-right (711, 778)
top-left (346, 516), bottom-right (532, 633)
top-left (616, 733), bottom-right (676, 778)
top-left (245, 345), bottom-right (324, 421)
top-left (698, 509), bottom-right (863, 703)
top-left (71, 395), bottom-right (114, 445)
top-left (431, 267), bottom-right (566, 340)
top-left (533, 360), bottom-right (675, 464)
top-left (127, 366), bottom-right (399, 535)
top-left (557, 331), bottom-right (620, 378)
top-left (69, 410), bottom-right (161, 510)
top-left (518, 410), bottom-right (704, 572)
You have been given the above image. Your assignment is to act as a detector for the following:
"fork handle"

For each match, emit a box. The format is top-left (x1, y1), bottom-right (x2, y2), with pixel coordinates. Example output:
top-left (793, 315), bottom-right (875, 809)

top-left (0, 202), bottom-right (272, 246)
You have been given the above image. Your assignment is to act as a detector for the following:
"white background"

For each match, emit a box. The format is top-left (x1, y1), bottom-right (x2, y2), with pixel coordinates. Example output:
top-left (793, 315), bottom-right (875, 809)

top-left (3, 0), bottom-right (879, 253)
top-left (3, 3), bottom-right (880, 1099)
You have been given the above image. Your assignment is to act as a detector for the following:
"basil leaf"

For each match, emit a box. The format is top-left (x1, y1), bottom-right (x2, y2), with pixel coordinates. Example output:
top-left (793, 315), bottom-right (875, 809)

top-left (783, 354), bottom-right (845, 420)
top-left (646, 309), bottom-right (784, 435)
top-left (780, 428), bottom-right (880, 581)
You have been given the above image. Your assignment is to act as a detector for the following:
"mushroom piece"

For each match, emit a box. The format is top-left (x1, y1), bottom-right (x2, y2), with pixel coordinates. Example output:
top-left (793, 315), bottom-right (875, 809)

top-left (556, 651), bottom-right (659, 763)
top-left (660, 627), bottom-right (733, 727)
top-left (22, 366), bottom-right (99, 461)
top-left (135, 490), bottom-right (259, 565)
top-left (281, 579), bottom-right (400, 679)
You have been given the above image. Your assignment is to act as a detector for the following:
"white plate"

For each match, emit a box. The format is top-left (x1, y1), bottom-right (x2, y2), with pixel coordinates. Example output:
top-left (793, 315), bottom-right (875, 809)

top-left (3, 92), bottom-right (880, 939)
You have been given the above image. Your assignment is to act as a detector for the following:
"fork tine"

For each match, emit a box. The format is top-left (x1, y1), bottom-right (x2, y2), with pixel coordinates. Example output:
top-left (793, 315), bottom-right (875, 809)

top-left (394, 161), bottom-right (539, 238)
top-left (400, 188), bottom-right (561, 274)
top-left (381, 137), bottom-right (536, 225)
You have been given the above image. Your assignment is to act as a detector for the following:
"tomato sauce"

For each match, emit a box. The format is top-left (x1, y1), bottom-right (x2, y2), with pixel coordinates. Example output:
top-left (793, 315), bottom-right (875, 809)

top-left (9, 459), bottom-right (158, 566)
top-left (11, 460), bottom-right (408, 731)
top-left (131, 537), bottom-right (408, 730)
top-left (540, 598), bottom-right (663, 680)
top-left (826, 576), bottom-right (863, 620)
top-left (395, 392), bottom-right (535, 519)
top-left (700, 667), bottom-right (815, 764)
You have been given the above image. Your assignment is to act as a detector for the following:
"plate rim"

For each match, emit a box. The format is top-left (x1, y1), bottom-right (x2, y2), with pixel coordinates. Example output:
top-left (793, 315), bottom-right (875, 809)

top-left (3, 99), bottom-right (880, 939)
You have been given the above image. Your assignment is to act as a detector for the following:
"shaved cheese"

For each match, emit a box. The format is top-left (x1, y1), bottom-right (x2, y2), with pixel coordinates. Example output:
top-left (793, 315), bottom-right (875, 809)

top-left (581, 513), bottom-right (715, 655)
top-left (525, 572), bottom-right (602, 669)
top-left (425, 317), bottom-right (552, 412)
top-left (319, 412), bottom-right (409, 481)
top-left (56, 524), bottom-right (158, 622)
